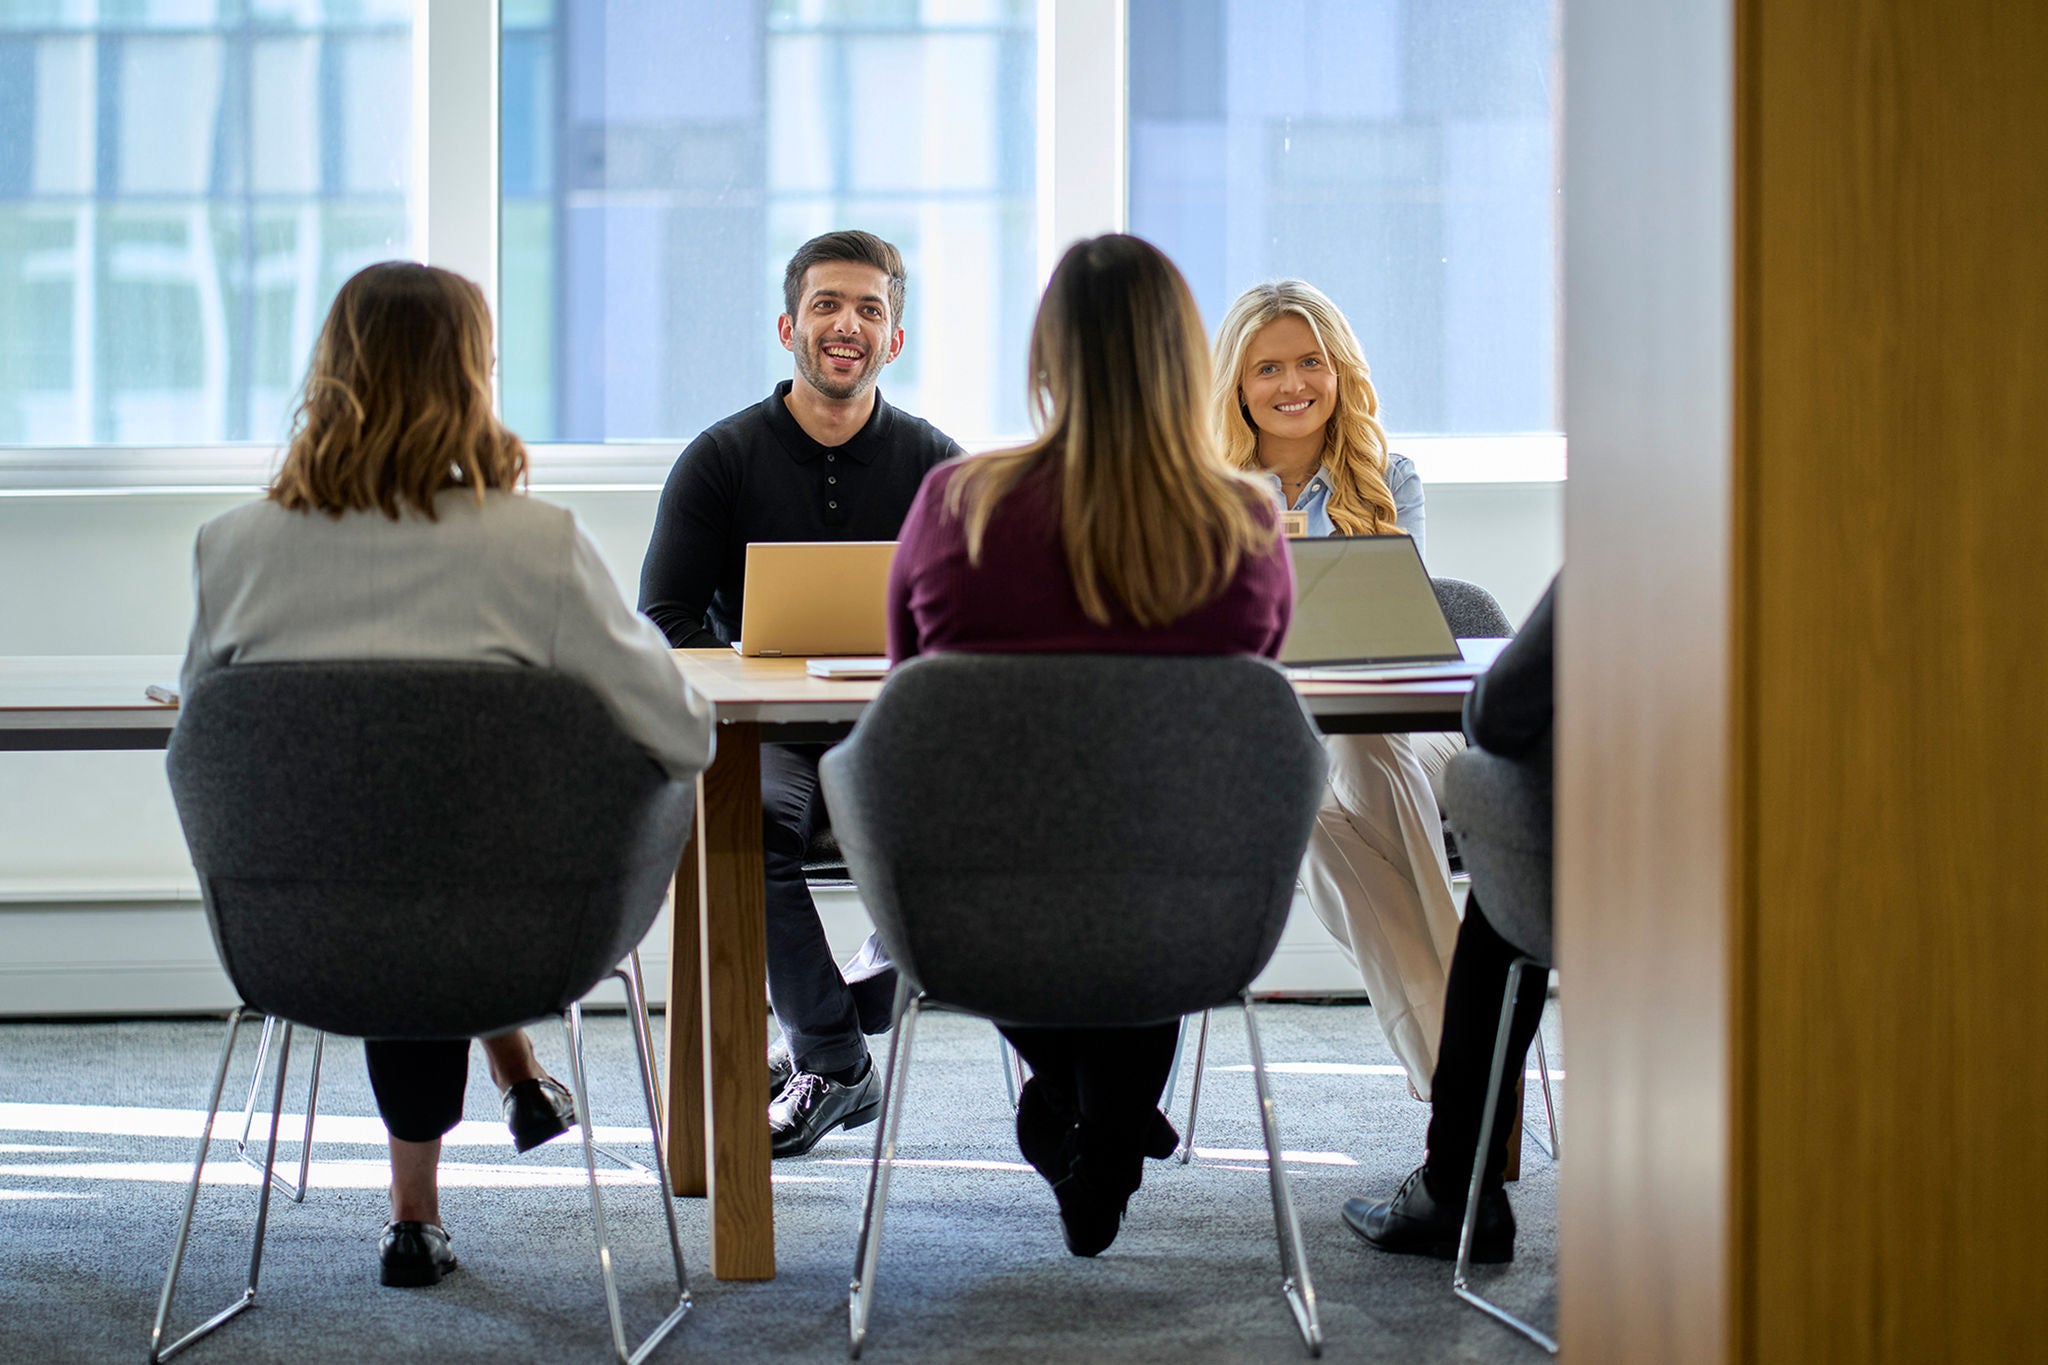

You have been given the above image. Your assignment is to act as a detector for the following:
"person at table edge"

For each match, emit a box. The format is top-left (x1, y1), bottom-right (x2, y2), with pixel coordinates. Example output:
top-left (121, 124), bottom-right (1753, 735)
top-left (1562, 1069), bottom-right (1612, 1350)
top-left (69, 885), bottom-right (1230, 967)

top-left (637, 229), bottom-right (964, 1157)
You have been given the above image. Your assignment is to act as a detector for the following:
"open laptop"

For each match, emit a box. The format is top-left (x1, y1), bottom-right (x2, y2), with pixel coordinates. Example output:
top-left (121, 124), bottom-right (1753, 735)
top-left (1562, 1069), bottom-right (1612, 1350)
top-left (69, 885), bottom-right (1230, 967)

top-left (734, 541), bottom-right (896, 658)
top-left (1281, 535), bottom-right (1480, 677)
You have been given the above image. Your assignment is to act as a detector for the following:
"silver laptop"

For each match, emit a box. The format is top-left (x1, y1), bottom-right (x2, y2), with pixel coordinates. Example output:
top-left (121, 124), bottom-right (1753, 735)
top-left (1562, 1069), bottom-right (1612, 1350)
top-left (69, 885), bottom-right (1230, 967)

top-left (1281, 535), bottom-right (1465, 670)
top-left (735, 541), bottom-right (896, 658)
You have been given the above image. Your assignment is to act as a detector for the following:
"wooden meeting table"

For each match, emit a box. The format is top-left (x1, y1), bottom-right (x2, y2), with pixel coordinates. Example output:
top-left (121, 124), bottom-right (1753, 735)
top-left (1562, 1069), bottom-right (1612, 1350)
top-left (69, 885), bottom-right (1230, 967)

top-left (664, 648), bottom-right (1476, 1280)
top-left (0, 653), bottom-right (1478, 1284)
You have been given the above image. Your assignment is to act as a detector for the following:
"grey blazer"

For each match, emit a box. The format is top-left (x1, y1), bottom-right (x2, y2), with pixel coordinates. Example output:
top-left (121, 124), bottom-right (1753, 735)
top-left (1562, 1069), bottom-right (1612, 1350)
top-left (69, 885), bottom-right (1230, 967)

top-left (180, 489), bottom-right (714, 780)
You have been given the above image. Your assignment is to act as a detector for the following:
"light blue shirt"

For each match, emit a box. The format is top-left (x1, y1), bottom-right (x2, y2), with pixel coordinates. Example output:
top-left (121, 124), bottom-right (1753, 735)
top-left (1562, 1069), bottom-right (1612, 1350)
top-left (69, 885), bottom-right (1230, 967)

top-left (1261, 451), bottom-right (1426, 560)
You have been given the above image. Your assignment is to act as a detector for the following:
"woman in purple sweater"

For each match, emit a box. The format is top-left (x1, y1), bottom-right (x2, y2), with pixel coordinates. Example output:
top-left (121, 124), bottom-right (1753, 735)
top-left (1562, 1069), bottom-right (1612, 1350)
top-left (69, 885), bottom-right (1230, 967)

top-left (886, 233), bottom-right (1294, 1256)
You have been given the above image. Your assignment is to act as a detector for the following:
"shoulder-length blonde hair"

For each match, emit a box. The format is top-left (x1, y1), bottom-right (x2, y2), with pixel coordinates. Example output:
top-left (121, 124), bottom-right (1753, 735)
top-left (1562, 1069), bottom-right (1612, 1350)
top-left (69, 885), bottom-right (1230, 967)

top-left (1211, 279), bottom-right (1401, 537)
top-left (270, 261), bottom-right (526, 519)
top-left (945, 234), bottom-right (1275, 628)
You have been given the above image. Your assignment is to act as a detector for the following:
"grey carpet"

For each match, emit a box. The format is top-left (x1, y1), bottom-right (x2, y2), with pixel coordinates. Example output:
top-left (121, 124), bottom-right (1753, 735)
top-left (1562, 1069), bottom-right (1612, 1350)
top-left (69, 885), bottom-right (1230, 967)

top-left (0, 1003), bottom-right (1559, 1363)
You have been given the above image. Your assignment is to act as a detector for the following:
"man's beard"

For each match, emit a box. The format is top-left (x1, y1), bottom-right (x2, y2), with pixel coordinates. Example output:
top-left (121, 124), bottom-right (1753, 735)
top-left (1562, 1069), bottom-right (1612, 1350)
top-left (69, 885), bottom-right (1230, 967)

top-left (794, 329), bottom-right (886, 402)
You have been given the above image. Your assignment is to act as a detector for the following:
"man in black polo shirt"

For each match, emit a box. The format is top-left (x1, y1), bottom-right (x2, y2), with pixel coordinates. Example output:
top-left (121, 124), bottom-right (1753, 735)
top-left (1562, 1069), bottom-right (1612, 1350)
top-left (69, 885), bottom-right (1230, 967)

top-left (639, 230), bottom-right (961, 1157)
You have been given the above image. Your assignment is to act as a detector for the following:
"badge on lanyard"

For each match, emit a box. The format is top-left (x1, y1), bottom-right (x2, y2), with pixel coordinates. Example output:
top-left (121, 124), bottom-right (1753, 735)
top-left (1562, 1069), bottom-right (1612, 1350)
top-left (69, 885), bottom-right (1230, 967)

top-left (1280, 510), bottom-right (1309, 538)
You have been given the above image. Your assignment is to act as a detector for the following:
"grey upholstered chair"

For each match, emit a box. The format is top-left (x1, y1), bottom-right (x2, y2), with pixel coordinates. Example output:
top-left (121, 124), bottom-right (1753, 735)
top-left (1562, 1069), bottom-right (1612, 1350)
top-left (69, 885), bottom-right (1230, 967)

top-left (818, 652), bottom-right (1330, 1359)
top-left (1431, 576), bottom-right (1515, 640)
top-left (152, 662), bottom-right (696, 1364)
top-left (1438, 733), bottom-right (1559, 1353)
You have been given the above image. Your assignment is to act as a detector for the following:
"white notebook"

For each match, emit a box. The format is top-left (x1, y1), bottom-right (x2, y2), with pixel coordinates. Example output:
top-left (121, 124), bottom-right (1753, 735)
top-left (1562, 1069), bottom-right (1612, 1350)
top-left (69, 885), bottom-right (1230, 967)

top-left (804, 657), bottom-right (891, 680)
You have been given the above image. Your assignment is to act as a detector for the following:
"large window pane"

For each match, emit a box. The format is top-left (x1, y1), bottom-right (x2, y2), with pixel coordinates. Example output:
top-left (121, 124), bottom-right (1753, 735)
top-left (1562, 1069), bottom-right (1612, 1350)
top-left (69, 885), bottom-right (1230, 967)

top-left (1128, 0), bottom-right (1559, 437)
top-left (0, 2), bottom-right (413, 446)
top-left (501, 0), bottom-right (1038, 445)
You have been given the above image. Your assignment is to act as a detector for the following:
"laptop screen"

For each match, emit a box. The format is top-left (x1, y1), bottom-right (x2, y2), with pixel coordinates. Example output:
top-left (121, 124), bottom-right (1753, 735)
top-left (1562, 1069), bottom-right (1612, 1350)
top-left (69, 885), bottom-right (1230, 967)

top-left (1280, 535), bottom-right (1462, 667)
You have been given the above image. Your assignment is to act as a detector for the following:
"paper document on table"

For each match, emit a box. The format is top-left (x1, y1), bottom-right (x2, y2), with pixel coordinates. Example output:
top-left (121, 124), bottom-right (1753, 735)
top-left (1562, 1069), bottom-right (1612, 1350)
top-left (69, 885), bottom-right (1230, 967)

top-left (805, 657), bottom-right (891, 680)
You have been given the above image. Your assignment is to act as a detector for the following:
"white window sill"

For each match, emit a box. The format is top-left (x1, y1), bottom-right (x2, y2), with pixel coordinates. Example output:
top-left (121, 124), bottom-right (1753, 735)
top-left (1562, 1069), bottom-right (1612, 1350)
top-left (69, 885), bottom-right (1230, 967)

top-left (0, 434), bottom-right (1564, 496)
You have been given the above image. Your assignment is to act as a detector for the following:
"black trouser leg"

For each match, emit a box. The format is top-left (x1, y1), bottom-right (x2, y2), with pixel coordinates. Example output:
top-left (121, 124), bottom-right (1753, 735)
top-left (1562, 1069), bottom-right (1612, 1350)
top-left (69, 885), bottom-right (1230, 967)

top-left (761, 741), bottom-right (865, 1076)
top-left (363, 1039), bottom-right (471, 1144)
top-left (1423, 891), bottom-right (1548, 1197)
top-left (1000, 1022), bottom-right (1180, 1146)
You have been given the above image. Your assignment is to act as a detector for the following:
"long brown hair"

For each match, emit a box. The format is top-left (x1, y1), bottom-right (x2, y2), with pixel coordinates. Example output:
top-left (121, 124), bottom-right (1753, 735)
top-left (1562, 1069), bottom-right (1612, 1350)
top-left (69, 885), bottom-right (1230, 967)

top-left (1212, 279), bottom-right (1401, 536)
top-left (270, 262), bottom-right (526, 519)
top-left (945, 234), bottom-right (1274, 628)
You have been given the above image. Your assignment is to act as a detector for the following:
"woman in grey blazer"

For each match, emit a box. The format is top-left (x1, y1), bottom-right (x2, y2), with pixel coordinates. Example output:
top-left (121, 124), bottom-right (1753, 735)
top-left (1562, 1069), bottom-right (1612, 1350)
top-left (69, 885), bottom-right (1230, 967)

top-left (179, 262), bottom-right (714, 1287)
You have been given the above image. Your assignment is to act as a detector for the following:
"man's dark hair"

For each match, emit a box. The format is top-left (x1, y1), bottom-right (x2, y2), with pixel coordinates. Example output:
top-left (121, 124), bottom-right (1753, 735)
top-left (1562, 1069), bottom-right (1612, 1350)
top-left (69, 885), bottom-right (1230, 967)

top-left (781, 230), bottom-right (907, 330)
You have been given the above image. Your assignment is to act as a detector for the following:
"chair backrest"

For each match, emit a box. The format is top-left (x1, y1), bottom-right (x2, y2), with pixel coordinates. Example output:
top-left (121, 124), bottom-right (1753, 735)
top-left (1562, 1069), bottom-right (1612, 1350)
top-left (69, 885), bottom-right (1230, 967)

top-left (1431, 576), bottom-right (1514, 639)
top-left (1441, 736), bottom-right (1553, 966)
top-left (166, 662), bottom-right (694, 1039)
top-left (818, 653), bottom-right (1328, 1028)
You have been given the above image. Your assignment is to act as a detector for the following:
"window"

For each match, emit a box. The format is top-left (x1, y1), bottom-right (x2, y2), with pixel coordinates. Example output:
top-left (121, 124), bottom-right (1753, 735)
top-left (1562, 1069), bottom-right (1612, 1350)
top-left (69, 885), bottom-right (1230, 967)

top-left (500, 0), bottom-right (1039, 447)
top-left (0, 0), bottom-right (413, 447)
top-left (1128, 0), bottom-right (1559, 437)
top-left (0, 0), bottom-right (1563, 483)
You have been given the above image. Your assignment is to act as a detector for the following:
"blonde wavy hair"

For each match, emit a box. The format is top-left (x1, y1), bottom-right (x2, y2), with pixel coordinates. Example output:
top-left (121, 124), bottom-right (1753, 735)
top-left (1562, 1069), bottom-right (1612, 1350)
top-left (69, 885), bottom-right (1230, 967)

top-left (1211, 279), bottom-right (1401, 536)
top-left (270, 262), bottom-right (526, 519)
top-left (945, 234), bottom-right (1275, 628)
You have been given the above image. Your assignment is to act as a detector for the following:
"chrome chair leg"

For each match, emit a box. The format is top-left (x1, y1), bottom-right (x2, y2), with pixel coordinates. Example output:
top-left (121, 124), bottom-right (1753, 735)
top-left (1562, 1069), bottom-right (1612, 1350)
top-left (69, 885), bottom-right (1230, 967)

top-left (999, 1032), bottom-right (1021, 1111)
top-left (624, 950), bottom-right (664, 1153)
top-left (564, 999), bottom-right (691, 1365)
top-left (1239, 995), bottom-right (1321, 1357)
top-left (234, 1019), bottom-right (321, 1203)
top-left (849, 978), bottom-right (919, 1360)
top-left (1174, 1009), bottom-right (1211, 1165)
top-left (1454, 958), bottom-right (1558, 1354)
top-left (151, 1009), bottom-right (289, 1363)
top-left (1160, 1013), bottom-right (1191, 1111)
top-left (234, 1015), bottom-right (276, 1150)
top-left (1532, 1030), bottom-right (1560, 1160)
top-left (583, 952), bottom-right (663, 1177)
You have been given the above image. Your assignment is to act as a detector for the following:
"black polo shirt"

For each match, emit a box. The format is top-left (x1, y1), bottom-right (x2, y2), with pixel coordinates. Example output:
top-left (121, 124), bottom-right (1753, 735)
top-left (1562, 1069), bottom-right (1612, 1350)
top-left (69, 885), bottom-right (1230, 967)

top-left (638, 381), bottom-right (963, 648)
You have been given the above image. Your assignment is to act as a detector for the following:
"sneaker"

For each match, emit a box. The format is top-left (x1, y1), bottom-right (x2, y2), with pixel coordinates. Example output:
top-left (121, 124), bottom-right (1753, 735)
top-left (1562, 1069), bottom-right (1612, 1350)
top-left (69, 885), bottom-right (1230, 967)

top-left (768, 1060), bottom-right (881, 1158)
top-left (1341, 1164), bottom-right (1515, 1263)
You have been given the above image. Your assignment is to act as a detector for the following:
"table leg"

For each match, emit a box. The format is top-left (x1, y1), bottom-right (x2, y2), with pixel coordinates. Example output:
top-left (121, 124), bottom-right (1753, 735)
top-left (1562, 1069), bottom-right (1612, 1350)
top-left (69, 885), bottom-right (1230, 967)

top-left (664, 812), bottom-right (708, 1198)
top-left (696, 723), bottom-right (775, 1280)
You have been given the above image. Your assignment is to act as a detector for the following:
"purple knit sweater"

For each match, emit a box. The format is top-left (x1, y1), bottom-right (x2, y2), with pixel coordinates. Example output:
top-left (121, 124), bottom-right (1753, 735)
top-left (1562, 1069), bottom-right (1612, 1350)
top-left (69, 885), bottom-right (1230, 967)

top-left (888, 458), bottom-right (1294, 664)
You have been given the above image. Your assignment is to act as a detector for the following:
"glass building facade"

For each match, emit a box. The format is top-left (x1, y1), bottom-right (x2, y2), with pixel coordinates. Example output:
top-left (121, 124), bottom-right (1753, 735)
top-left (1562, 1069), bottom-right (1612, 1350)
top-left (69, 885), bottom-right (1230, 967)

top-left (0, 0), bottom-right (412, 446)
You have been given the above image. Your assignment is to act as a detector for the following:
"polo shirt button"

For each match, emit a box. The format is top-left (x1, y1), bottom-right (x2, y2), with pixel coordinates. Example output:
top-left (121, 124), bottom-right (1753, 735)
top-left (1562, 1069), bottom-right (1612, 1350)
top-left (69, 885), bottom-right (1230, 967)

top-left (827, 475), bottom-right (837, 485)
top-left (828, 500), bottom-right (839, 509)
top-left (827, 454), bottom-right (837, 462)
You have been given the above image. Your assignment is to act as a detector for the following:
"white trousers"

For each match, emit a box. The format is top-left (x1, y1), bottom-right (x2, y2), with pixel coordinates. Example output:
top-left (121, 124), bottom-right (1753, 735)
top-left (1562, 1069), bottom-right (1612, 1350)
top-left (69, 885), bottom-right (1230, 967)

top-left (1299, 731), bottom-right (1464, 1098)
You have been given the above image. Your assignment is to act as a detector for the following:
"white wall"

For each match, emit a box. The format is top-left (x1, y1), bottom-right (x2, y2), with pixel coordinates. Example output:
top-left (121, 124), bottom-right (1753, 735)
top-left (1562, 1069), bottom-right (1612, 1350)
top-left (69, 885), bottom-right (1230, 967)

top-left (0, 480), bottom-right (1560, 1013)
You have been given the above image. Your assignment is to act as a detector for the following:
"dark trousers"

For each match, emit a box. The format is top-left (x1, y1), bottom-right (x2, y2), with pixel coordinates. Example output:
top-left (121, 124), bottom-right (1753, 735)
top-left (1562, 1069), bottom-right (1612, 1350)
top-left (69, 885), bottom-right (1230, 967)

top-left (1423, 890), bottom-right (1549, 1196)
top-left (363, 1039), bottom-right (470, 1144)
top-left (999, 1021), bottom-right (1181, 1144)
top-left (762, 741), bottom-right (865, 1075)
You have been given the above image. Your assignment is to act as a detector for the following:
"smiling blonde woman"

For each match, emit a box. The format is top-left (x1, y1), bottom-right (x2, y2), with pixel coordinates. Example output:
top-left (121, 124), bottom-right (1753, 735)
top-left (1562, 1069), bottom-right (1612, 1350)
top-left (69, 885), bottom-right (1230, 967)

top-left (1213, 278), bottom-right (1463, 1100)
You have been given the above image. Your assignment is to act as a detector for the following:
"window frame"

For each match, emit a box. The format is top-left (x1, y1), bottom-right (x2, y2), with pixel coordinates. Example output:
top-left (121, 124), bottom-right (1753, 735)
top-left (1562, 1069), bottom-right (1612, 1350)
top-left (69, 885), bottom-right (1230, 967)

top-left (0, 0), bottom-right (1561, 493)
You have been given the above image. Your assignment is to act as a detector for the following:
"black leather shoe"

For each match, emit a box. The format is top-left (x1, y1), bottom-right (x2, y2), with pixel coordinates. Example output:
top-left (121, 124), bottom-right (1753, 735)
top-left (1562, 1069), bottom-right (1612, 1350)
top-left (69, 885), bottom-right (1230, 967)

top-left (769, 1061), bottom-right (881, 1158)
top-left (841, 933), bottom-right (900, 1036)
top-left (768, 1035), bottom-right (795, 1096)
top-left (1341, 1164), bottom-right (1515, 1263)
top-left (1050, 1130), bottom-right (1142, 1258)
top-left (503, 1076), bottom-right (577, 1154)
top-left (379, 1220), bottom-right (457, 1287)
top-left (1015, 1077), bottom-right (1076, 1180)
